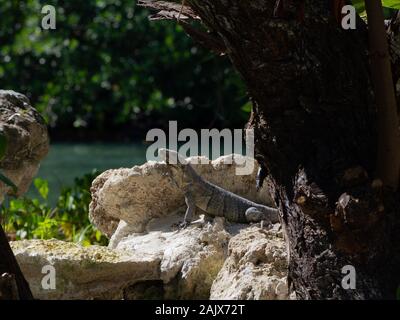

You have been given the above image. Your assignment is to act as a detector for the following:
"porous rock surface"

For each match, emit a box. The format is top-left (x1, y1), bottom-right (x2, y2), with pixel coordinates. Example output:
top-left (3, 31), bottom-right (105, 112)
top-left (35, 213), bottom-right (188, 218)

top-left (11, 222), bottom-right (288, 300)
top-left (11, 154), bottom-right (289, 300)
top-left (11, 239), bottom-right (158, 300)
top-left (0, 90), bottom-right (49, 201)
top-left (210, 225), bottom-right (288, 300)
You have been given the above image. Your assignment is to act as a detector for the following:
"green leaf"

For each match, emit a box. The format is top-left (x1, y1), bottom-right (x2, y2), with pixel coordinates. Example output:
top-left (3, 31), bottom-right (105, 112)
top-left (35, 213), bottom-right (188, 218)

top-left (241, 102), bottom-right (252, 114)
top-left (95, 229), bottom-right (102, 242)
top-left (351, 0), bottom-right (365, 13)
top-left (351, 0), bottom-right (400, 15)
top-left (382, 0), bottom-right (400, 9)
top-left (34, 178), bottom-right (49, 200)
top-left (0, 172), bottom-right (18, 193)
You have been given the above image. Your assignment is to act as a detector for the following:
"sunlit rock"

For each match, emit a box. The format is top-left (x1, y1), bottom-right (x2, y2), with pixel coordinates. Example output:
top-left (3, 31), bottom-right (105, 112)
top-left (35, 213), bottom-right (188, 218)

top-left (0, 90), bottom-right (49, 201)
top-left (89, 154), bottom-right (273, 238)
top-left (10, 153), bottom-right (287, 300)
top-left (210, 225), bottom-right (288, 300)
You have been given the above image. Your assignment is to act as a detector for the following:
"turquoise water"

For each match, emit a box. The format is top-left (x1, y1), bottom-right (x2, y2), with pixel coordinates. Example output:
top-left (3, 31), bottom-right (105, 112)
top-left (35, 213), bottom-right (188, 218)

top-left (29, 143), bottom-right (148, 204)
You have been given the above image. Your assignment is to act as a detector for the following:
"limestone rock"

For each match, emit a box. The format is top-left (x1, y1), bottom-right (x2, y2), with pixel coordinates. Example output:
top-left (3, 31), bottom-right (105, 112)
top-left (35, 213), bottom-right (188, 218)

top-left (11, 239), bottom-right (160, 300)
top-left (8, 147), bottom-right (288, 300)
top-left (210, 225), bottom-right (289, 300)
top-left (89, 154), bottom-right (273, 238)
top-left (84, 153), bottom-right (288, 300)
top-left (0, 90), bottom-right (49, 201)
top-left (11, 221), bottom-right (289, 300)
top-left (11, 217), bottom-right (230, 300)
top-left (114, 216), bottom-right (230, 299)
top-left (89, 169), bottom-right (122, 238)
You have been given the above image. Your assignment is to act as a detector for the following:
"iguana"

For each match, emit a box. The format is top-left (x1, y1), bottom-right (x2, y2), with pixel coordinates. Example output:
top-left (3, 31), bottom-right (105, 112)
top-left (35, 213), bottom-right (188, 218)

top-left (159, 149), bottom-right (279, 226)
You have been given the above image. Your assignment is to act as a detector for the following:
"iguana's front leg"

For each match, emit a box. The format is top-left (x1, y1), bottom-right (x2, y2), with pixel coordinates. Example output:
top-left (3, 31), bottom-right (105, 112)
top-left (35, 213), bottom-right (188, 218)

top-left (180, 192), bottom-right (196, 228)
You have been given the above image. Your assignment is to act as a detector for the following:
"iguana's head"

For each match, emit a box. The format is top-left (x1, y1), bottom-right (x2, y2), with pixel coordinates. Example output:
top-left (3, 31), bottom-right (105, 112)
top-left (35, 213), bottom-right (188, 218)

top-left (159, 148), bottom-right (196, 187)
top-left (159, 148), bottom-right (187, 167)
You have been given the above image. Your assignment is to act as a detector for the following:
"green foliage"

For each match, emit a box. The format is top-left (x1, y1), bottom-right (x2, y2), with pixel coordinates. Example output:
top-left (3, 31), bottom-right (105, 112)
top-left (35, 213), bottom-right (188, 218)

top-left (34, 177), bottom-right (49, 199)
top-left (352, 0), bottom-right (400, 17)
top-left (0, 0), bottom-right (248, 138)
top-left (380, 0), bottom-right (400, 10)
top-left (0, 171), bottom-right (108, 246)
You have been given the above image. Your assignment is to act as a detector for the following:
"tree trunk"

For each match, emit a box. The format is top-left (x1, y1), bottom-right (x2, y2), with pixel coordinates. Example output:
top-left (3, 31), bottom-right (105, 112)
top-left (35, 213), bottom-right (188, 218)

top-left (365, 0), bottom-right (400, 189)
top-left (143, 0), bottom-right (400, 298)
top-left (0, 224), bottom-right (33, 299)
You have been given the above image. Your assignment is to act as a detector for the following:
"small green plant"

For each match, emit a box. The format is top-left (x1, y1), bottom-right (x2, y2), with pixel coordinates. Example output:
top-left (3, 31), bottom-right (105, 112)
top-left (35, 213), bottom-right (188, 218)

top-left (352, 0), bottom-right (399, 19)
top-left (0, 170), bottom-right (108, 246)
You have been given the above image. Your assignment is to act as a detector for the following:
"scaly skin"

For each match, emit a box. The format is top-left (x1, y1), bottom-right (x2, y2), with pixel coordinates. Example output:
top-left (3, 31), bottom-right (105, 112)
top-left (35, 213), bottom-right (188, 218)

top-left (159, 149), bottom-right (280, 225)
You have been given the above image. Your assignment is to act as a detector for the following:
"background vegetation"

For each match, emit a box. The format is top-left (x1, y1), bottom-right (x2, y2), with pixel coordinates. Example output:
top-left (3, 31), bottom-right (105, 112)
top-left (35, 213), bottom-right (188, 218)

top-left (1, 172), bottom-right (107, 246)
top-left (0, 0), bottom-right (249, 142)
top-left (0, 0), bottom-right (249, 245)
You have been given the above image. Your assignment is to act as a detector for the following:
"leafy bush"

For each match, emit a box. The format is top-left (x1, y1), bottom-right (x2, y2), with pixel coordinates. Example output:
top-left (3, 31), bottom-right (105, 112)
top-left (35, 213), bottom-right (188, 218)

top-left (0, 170), bottom-right (108, 246)
top-left (0, 0), bottom-right (249, 140)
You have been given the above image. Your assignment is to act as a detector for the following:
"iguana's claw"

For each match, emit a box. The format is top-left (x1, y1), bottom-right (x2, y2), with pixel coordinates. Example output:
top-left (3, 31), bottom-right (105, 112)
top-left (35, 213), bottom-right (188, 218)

top-left (260, 220), bottom-right (272, 229)
top-left (179, 221), bottom-right (190, 229)
top-left (188, 216), bottom-right (207, 228)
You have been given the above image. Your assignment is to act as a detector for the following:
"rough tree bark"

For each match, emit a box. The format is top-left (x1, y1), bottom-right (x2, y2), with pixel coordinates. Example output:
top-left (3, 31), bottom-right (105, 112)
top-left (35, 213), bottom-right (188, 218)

top-left (141, 0), bottom-right (400, 299)
top-left (366, 0), bottom-right (400, 190)
top-left (0, 225), bottom-right (33, 299)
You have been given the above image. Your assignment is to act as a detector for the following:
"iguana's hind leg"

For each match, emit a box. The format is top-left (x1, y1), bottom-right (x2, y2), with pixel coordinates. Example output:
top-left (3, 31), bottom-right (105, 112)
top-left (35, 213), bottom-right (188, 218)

top-left (180, 193), bottom-right (196, 228)
top-left (245, 207), bottom-right (269, 223)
